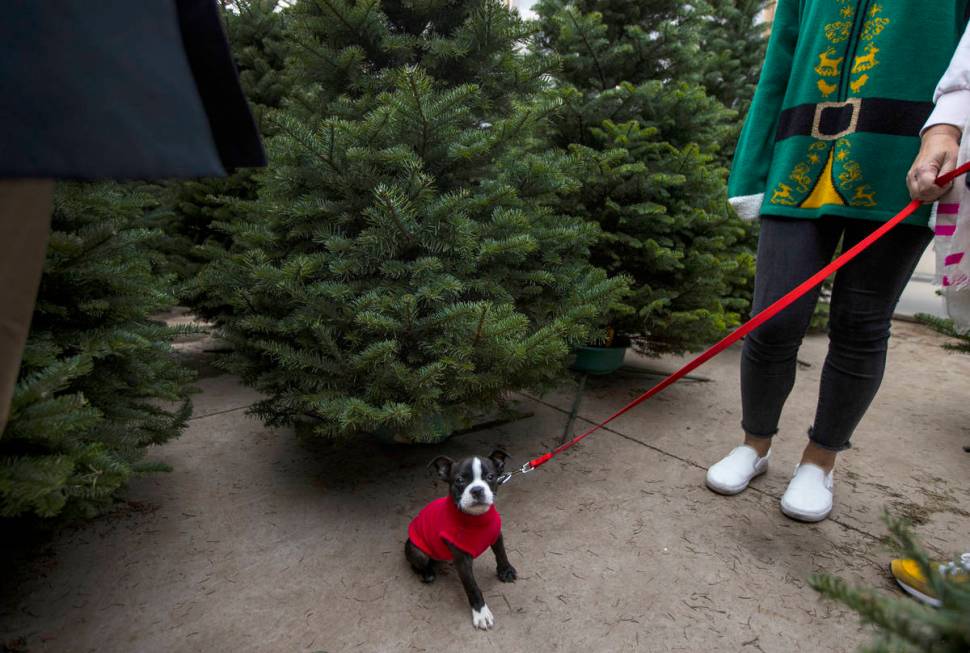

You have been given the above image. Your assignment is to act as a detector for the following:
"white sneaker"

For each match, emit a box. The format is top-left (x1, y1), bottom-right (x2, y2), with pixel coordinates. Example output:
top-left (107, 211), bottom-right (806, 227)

top-left (705, 445), bottom-right (770, 495)
top-left (780, 463), bottom-right (834, 522)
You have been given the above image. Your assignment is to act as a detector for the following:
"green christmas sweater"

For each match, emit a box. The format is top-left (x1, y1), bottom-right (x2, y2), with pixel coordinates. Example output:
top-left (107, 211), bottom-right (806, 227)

top-left (729, 0), bottom-right (970, 226)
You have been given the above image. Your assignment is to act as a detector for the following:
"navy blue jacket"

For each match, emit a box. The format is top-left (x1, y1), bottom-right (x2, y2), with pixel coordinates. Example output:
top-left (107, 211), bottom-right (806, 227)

top-left (0, 0), bottom-right (265, 180)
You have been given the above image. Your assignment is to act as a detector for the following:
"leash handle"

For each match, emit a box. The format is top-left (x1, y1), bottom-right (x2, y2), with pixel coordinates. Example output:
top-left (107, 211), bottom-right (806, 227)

top-left (525, 161), bottom-right (970, 473)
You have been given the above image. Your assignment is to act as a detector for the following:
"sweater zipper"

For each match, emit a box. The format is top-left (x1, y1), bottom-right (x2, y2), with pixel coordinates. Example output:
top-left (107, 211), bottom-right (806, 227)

top-left (840, 0), bottom-right (873, 100)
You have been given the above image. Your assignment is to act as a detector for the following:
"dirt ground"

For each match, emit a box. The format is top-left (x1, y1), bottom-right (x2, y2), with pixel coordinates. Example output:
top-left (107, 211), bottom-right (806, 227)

top-left (2, 320), bottom-right (969, 653)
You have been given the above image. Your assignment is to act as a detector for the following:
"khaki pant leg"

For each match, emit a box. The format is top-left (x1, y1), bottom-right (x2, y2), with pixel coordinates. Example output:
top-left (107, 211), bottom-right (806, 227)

top-left (0, 179), bottom-right (55, 430)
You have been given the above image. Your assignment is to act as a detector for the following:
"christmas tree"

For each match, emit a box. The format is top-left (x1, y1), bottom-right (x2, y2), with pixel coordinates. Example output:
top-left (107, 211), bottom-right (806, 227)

top-left (533, 1), bottom-right (709, 87)
top-left (196, 0), bottom-right (628, 442)
top-left (0, 184), bottom-right (194, 518)
top-left (699, 0), bottom-right (769, 115)
top-left (154, 0), bottom-right (288, 313)
top-left (223, 0), bottom-right (289, 131)
top-left (698, 0), bottom-right (769, 165)
top-left (533, 0), bottom-right (755, 355)
top-left (811, 514), bottom-right (970, 653)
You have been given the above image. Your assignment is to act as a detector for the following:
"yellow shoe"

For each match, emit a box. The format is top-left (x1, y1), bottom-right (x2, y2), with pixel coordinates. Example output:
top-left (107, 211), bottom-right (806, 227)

top-left (890, 553), bottom-right (970, 607)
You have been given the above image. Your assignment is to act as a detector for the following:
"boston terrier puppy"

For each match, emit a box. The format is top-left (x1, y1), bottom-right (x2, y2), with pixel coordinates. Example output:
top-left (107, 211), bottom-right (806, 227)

top-left (405, 450), bottom-right (517, 630)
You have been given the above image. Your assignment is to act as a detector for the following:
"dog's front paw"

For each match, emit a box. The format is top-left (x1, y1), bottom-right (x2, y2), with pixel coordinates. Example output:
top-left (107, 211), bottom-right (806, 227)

top-left (497, 564), bottom-right (517, 582)
top-left (471, 604), bottom-right (494, 630)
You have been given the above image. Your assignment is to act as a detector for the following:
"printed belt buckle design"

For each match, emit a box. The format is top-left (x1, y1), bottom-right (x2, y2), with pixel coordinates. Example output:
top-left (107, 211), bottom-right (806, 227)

top-left (811, 98), bottom-right (862, 141)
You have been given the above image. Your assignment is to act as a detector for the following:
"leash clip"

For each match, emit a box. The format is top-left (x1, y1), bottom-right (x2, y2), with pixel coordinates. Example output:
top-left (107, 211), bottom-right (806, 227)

top-left (496, 462), bottom-right (534, 486)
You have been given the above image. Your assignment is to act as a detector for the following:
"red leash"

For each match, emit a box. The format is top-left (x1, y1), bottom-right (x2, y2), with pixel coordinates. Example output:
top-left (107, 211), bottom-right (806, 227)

top-left (502, 162), bottom-right (970, 482)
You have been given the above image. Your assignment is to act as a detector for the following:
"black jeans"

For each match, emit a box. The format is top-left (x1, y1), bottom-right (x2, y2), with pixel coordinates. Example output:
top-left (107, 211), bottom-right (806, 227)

top-left (741, 215), bottom-right (933, 452)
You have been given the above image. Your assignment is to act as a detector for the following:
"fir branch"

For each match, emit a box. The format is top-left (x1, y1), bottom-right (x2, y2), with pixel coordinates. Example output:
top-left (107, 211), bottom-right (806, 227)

top-left (272, 117), bottom-right (342, 175)
top-left (375, 187), bottom-right (415, 244)
top-left (402, 68), bottom-right (431, 159)
top-left (471, 303), bottom-right (490, 348)
top-left (564, 9), bottom-right (609, 91)
top-left (311, 0), bottom-right (367, 49)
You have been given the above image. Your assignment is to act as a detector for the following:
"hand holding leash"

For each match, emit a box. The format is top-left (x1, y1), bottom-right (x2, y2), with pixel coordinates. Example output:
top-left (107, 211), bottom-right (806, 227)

top-left (908, 124), bottom-right (963, 202)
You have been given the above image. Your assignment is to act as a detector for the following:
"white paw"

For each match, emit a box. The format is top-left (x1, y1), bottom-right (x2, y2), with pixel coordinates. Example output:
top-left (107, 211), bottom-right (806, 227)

top-left (471, 604), bottom-right (494, 630)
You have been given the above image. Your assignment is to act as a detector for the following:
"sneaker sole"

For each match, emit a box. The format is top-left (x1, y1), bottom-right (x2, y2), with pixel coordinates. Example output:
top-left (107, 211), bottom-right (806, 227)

top-left (780, 499), bottom-right (831, 523)
top-left (892, 566), bottom-right (942, 608)
top-left (705, 466), bottom-right (767, 496)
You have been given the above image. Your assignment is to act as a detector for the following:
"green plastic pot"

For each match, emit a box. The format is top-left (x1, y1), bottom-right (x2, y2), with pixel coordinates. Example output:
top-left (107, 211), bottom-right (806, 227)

top-left (570, 345), bottom-right (626, 375)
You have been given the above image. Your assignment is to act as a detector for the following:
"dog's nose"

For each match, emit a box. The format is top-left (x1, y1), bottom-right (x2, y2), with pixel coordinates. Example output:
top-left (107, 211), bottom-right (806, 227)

top-left (470, 487), bottom-right (484, 500)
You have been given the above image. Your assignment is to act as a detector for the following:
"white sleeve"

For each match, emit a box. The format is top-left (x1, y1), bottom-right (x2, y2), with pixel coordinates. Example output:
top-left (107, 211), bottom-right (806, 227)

top-left (924, 22), bottom-right (970, 133)
top-left (728, 194), bottom-right (764, 221)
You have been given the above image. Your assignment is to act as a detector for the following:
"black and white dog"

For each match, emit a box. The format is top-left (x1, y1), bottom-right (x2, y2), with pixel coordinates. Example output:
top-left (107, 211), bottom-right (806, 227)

top-left (405, 451), bottom-right (517, 630)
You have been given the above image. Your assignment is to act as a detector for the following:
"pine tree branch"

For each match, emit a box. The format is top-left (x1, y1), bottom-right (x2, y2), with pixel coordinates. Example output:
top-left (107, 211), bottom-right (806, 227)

top-left (403, 70), bottom-right (430, 159)
top-left (288, 92), bottom-right (319, 119)
top-left (362, 110), bottom-right (390, 148)
top-left (471, 304), bottom-right (490, 348)
top-left (328, 123), bottom-right (337, 168)
top-left (287, 32), bottom-right (346, 74)
top-left (564, 10), bottom-right (609, 92)
top-left (272, 118), bottom-right (342, 175)
top-left (312, 0), bottom-right (366, 46)
top-left (378, 191), bottom-right (415, 244)
top-left (359, 0), bottom-right (378, 30)
top-left (481, 2), bottom-right (494, 58)
top-left (308, 0), bottom-right (385, 67)
top-left (631, 31), bottom-right (647, 72)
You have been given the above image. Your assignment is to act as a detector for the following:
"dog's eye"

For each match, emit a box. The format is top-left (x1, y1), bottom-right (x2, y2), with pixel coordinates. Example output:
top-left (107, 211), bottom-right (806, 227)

top-left (486, 474), bottom-right (495, 481)
top-left (455, 476), bottom-right (465, 485)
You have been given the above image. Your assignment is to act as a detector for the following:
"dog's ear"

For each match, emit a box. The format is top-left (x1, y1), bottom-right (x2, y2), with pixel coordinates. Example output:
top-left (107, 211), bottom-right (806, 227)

top-left (488, 449), bottom-right (510, 474)
top-left (428, 456), bottom-right (454, 481)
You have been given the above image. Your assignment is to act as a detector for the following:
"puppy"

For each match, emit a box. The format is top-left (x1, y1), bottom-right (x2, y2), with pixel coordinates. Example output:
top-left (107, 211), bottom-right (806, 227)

top-left (405, 450), bottom-right (517, 630)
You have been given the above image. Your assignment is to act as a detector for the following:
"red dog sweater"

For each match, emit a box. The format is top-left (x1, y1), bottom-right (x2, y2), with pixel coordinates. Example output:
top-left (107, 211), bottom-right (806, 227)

top-left (408, 497), bottom-right (501, 561)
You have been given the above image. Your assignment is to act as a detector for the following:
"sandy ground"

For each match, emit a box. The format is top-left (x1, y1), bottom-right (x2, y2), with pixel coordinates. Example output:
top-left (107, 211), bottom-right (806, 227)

top-left (1, 320), bottom-right (968, 653)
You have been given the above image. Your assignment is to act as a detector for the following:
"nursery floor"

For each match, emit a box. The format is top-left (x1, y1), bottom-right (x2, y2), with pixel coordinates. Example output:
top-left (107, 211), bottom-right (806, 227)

top-left (2, 320), bottom-right (970, 653)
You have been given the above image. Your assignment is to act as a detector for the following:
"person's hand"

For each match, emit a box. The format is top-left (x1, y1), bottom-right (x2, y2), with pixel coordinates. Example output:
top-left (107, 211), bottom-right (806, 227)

top-left (908, 124), bottom-right (962, 202)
